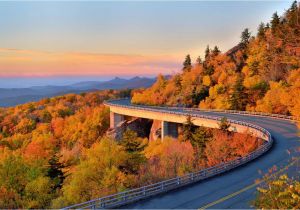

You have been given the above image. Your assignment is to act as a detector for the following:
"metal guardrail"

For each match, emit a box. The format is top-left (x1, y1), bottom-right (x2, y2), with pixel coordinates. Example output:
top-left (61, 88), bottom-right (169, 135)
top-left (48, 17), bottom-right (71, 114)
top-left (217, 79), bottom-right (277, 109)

top-left (63, 98), bottom-right (277, 209)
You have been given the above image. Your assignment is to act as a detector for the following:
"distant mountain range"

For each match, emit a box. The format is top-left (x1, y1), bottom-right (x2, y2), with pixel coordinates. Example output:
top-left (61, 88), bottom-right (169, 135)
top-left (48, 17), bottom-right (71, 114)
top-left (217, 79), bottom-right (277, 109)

top-left (0, 76), bottom-right (158, 107)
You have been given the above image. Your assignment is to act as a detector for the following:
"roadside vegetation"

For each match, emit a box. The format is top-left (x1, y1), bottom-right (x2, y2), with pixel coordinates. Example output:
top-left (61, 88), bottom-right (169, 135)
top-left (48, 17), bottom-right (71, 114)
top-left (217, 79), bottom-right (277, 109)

top-left (254, 174), bottom-right (300, 209)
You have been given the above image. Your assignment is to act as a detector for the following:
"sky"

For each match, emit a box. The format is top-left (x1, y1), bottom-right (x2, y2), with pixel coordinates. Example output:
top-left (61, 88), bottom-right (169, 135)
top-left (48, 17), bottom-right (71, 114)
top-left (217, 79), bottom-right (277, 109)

top-left (0, 1), bottom-right (293, 87)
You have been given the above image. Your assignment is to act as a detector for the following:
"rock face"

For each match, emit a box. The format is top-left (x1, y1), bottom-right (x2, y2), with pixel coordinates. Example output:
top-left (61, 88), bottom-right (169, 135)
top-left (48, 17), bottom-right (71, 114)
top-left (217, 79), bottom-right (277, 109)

top-left (149, 120), bottom-right (162, 141)
top-left (107, 118), bottom-right (152, 140)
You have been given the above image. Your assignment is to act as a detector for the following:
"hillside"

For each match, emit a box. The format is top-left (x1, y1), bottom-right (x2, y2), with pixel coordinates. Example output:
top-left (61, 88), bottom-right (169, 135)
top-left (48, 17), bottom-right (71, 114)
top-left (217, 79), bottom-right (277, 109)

top-left (132, 1), bottom-right (300, 121)
top-left (0, 88), bottom-right (261, 208)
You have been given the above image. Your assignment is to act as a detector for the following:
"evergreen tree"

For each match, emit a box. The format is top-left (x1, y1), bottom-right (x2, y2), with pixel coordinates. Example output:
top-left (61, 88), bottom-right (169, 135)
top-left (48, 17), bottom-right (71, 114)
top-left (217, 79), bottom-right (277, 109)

top-left (287, 1), bottom-right (299, 27)
top-left (271, 12), bottom-right (280, 34)
top-left (47, 154), bottom-right (64, 189)
top-left (182, 116), bottom-right (195, 141)
top-left (212, 46), bottom-right (220, 56)
top-left (191, 87), bottom-right (209, 106)
top-left (120, 129), bottom-right (146, 174)
top-left (191, 126), bottom-right (210, 149)
top-left (230, 76), bottom-right (247, 110)
top-left (183, 54), bottom-right (192, 71)
top-left (240, 28), bottom-right (251, 47)
top-left (218, 117), bottom-right (231, 132)
top-left (205, 45), bottom-right (210, 60)
top-left (257, 22), bottom-right (266, 39)
top-left (196, 56), bottom-right (202, 65)
top-left (121, 129), bottom-right (145, 152)
top-left (174, 74), bottom-right (182, 92)
top-left (191, 126), bottom-right (212, 162)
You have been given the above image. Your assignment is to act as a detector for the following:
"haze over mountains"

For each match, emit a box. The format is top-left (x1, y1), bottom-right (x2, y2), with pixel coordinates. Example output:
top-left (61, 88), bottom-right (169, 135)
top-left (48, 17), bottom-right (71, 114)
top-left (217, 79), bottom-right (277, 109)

top-left (0, 76), bottom-right (157, 107)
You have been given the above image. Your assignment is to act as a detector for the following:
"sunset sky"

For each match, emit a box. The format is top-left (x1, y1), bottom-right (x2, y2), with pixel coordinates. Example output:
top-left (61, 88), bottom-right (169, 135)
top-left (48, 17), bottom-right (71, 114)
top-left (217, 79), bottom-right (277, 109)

top-left (0, 1), bottom-right (292, 86)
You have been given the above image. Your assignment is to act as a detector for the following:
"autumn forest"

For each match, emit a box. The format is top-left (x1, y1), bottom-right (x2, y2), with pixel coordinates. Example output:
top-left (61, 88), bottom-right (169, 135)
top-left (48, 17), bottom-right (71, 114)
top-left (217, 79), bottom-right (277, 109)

top-left (0, 1), bottom-right (300, 209)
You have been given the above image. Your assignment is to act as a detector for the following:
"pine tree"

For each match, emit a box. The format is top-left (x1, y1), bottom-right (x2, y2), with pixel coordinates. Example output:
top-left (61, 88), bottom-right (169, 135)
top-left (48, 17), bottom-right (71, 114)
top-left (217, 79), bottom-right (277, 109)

top-left (218, 117), bottom-right (231, 132)
top-left (47, 154), bottom-right (64, 189)
top-left (271, 12), bottom-right (280, 34)
top-left (287, 1), bottom-right (299, 27)
top-left (230, 76), bottom-right (247, 110)
top-left (240, 28), bottom-right (251, 47)
top-left (183, 54), bottom-right (192, 71)
top-left (212, 46), bottom-right (220, 56)
top-left (205, 45), bottom-right (210, 60)
top-left (174, 74), bottom-right (182, 92)
top-left (257, 22), bottom-right (266, 39)
top-left (196, 56), bottom-right (202, 65)
top-left (182, 116), bottom-right (195, 141)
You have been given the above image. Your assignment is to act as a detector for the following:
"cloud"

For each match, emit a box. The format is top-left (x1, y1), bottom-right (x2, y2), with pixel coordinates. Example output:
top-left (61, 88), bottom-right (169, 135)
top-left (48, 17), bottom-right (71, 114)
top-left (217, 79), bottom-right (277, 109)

top-left (0, 48), bottom-right (181, 77)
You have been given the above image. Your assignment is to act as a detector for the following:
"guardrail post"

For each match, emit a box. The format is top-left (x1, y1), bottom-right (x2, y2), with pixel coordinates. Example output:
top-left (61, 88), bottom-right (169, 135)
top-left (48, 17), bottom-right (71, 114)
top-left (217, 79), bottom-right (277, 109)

top-left (91, 201), bottom-right (96, 209)
top-left (177, 177), bottom-right (180, 185)
top-left (143, 186), bottom-right (146, 195)
top-left (100, 199), bottom-right (105, 208)
top-left (191, 173), bottom-right (194, 181)
top-left (123, 193), bottom-right (127, 201)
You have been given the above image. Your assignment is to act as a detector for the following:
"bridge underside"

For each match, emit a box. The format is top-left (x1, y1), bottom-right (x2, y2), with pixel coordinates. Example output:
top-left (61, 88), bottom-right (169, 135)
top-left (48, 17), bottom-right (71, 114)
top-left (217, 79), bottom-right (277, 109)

top-left (108, 105), bottom-right (268, 141)
top-left (110, 111), bottom-right (179, 140)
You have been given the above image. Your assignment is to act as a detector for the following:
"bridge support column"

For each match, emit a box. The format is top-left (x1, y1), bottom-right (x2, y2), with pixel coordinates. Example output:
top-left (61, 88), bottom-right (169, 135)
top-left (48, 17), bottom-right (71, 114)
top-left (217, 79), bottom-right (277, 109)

top-left (161, 121), bottom-right (178, 140)
top-left (110, 112), bottom-right (125, 129)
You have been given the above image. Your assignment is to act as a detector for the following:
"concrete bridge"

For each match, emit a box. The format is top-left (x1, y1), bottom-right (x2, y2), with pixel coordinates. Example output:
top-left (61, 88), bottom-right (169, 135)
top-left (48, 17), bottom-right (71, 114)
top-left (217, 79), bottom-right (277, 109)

top-left (64, 99), bottom-right (299, 209)
top-left (107, 98), bottom-right (268, 141)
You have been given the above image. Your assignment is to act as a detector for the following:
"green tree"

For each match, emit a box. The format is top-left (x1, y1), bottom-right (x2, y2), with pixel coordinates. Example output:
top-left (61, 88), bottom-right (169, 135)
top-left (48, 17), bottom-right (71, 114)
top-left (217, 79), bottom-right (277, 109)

top-left (121, 129), bottom-right (145, 153)
top-left (182, 116), bottom-right (195, 141)
top-left (191, 87), bottom-right (209, 106)
top-left (120, 130), bottom-right (147, 174)
top-left (205, 45), bottom-right (210, 60)
top-left (218, 117), bottom-right (231, 132)
top-left (183, 54), bottom-right (192, 71)
top-left (240, 28), bottom-right (251, 47)
top-left (174, 74), bottom-right (182, 93)
top-left (212, 46), bottom-right (220, 56)
top-left (191, 126), bottom-right (212, 161)
top-left (271, 12), bottom-right (280, 34)
top-left (230, 76), bottom-right (247, 110)
top-left (257, 22), bottom-right (266, 39)
top-left (196, 56), bottom-right (202, 65)
top-left (47, 154), bottom-right (64, 189)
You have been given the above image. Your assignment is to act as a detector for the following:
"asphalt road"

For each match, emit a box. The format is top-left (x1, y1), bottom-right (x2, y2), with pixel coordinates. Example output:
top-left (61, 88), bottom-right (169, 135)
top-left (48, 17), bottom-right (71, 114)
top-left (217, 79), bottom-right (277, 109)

top-left (111, 99), bottom-right (300, 209)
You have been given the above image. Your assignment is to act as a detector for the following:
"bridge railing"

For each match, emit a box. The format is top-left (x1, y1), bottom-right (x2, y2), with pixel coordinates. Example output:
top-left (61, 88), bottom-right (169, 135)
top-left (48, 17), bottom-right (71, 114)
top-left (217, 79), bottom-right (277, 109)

top-left (105, 98), bottom-right (299, 121)
top-left (64, 99), bottom-right (274, 209)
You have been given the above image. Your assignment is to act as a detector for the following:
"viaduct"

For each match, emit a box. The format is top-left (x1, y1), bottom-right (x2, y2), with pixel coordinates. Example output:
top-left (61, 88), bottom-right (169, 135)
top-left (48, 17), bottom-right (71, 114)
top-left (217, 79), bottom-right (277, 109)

top-left (64, 98), bottom-right (299, 209)
top-left (108, 98), bottom-right (268, 141)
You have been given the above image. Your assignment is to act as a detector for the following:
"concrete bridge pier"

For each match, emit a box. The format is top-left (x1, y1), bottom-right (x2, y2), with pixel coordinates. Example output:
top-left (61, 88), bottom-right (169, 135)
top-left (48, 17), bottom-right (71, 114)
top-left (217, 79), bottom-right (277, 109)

top-left (161, 121), bottom-right (178, 140)
top-left (110, 112), bottom-right (125, 129)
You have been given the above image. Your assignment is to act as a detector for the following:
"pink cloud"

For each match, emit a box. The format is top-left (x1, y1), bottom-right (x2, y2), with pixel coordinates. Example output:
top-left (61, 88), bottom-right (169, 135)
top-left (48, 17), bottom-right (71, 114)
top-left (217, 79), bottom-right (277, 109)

top-left (0, 48), bottom-right (181, 77)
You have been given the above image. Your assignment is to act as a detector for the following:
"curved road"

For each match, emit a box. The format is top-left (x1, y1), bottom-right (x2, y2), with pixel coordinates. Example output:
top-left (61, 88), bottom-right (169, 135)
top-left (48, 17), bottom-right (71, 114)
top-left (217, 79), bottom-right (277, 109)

top-left (110, 99), bottom-right (300, 209)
